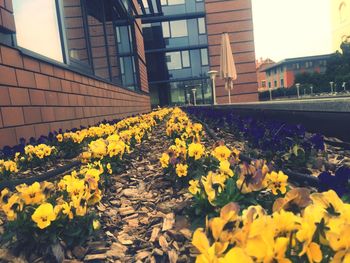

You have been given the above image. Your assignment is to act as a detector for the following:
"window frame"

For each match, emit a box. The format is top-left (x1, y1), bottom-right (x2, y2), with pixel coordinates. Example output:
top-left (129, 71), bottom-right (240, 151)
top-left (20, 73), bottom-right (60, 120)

top-left (11, 0), bottom-right (142, 92)
top-left (162, 20), bottom-right (188, 38)
top-left (165, 50), bottom-right (192, 70)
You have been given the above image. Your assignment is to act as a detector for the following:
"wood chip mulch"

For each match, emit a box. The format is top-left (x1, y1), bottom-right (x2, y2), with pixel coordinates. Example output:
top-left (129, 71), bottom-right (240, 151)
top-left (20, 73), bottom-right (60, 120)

top-left (63, 123), bottom-right (196, 263)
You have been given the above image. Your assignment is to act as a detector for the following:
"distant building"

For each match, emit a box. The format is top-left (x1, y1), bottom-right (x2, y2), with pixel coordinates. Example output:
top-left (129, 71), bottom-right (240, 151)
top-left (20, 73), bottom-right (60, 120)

top-left (256, 58), bottom-right (275, 91)
top-left (262, 54), bottom-right (331, 89)
top-left (331, 0), bottom-right (350, 51)
top-left (142, 0), bottom-right (259, 106)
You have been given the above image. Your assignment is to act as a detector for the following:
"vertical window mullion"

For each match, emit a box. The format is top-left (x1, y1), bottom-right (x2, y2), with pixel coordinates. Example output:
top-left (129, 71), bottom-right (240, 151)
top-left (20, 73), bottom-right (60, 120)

top-left (101, 0), bottom-right (113, 82)
top-left (55, 0), bottom-right (68, 64)
top-left (81, 0), bottom-right (95, 74)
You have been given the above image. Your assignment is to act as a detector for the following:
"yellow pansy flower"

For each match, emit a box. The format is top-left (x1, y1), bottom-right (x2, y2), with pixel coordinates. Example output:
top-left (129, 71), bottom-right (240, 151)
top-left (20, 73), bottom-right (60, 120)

top-left (16, 182), bottom-right (45, 205)
top-left (189, 180), bottom-right (200, 195)
top-left (56, 134), bottom-right (63, 142)
top-left (188, 143), bottom-right (205, 160)
top-left (219, 247), bottom-right (253, 263)
top-left (211, 145), bottom-right (231, 162)
top-left (32, 203), bottom-right (56, 229)
top-left (176, 163), bottom-right (188, 177)
top-left (265, 171), bottom-right (288, 195)
top-left (219, 160), bottom-right (234, 177)
top-left (160, 153), bottom-right (170, 168)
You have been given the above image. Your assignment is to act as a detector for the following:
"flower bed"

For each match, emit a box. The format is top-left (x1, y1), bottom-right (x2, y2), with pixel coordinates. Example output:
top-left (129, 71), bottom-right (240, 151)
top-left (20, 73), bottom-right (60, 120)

top-left (0, 108), bottom-right (171, 261)
top-left (160, 108), bottom-right (350, 262)
top-left (1, 107), bottom-right (350, 262)
top-left (0, 110), bottom-right (169, 183)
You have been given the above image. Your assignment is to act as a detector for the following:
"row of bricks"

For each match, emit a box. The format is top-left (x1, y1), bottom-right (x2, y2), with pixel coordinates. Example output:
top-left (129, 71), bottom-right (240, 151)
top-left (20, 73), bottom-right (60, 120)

top-left (0, 86), bottom-right (150, 107)
top-left (0, 107), bottom-right (151, 147)
top-left (0, 46), bottom-right (148, 97)
top-left (0, 103), bottom-right (152, 128)
top-left (0, 63), bottom-right (147, 100)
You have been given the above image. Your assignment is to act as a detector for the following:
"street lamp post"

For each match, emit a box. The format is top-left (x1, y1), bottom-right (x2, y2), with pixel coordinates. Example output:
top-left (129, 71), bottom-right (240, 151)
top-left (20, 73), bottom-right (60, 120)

top-left (295, 83), bottom-right (300, 99)
top-left (191, 88), bottom-right (197, 106)
top-left (310, 85), bottom-right (314, 95)
top-left (343, 82), bottom-right (347, 92)
top-left (269, 87), bottom-right (272, 101)
top-left (208, 70), bottom-right (218, 105)
top-left (330, 81), bottom-right (334, 94)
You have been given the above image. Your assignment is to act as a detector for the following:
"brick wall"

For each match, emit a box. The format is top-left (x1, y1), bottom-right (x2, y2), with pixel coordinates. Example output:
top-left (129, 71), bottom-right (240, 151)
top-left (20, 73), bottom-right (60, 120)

top-left (0, 1), bottom-right (151, 148)
top-left (0, 0), bottom-right (15, 33)
top-left (205, 0), bottom-right (259, 104)
top-left (135, 18), bottom-right (149, 93)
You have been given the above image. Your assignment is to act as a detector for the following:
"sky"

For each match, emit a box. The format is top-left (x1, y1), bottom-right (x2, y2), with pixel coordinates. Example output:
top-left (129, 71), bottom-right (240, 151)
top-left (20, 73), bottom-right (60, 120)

top-left (251, 0), bottom-right (333, 62)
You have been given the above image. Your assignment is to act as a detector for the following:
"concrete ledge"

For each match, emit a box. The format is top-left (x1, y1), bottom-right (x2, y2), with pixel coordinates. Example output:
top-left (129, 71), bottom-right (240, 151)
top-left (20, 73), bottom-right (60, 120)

top-left (199, 97), bottom-right (350, 113)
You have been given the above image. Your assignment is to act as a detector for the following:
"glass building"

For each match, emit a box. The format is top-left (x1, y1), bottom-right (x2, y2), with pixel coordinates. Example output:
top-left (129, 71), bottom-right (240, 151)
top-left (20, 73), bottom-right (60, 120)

top-left (142, 0), bottom-right (212, 107)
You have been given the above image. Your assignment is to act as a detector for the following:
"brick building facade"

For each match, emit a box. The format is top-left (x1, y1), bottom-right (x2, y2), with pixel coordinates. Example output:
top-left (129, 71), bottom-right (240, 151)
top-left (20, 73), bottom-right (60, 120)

top-left (0, 0), bottom-right (151, 148)
top-left (0, 0), bottom-right (258, 147)
top-left (205, 0), bottom-right (258, 104)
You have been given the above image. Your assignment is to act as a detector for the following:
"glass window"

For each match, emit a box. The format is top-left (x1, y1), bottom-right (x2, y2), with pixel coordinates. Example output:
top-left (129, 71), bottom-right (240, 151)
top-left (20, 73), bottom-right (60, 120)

top-left (86, 1), bottom-right (110, 79)
top-left (116, 25), bottom-right (133, 54)
top-left (198, 18), bottom-right (206, 34)
top-left (280, 79), bottom-right (284, 87)
top-left (274, 80), bottom-right (277, 87)
top-left (262, 81), bottom-right (266, 88)
top-left (200, 48), bottom-right (209, 66)
top-left (120, 56), bottom-right (137, 90)
top-left (170, 20), bottom-right (188, 37)
top-left (13, 0), bottom-right (63, 62)
top-left (162, 22), bottom-right (170, 38)
top-left (166, 52), bottom-right (182, 70)
top-left (119, 58), bottom-right (124, 74)
top-left (168, 0), bottom-right (185, 5)
top-left (161, 0), bottom-right (168, 5)
top-left (116, 27), bottom-right (121, 43)
top-left (268, 82), bottom-right (271, 88)
top-left (62, 0), bottom-right (90, 66)
top-left (181, 51), bottom-right (190, 68)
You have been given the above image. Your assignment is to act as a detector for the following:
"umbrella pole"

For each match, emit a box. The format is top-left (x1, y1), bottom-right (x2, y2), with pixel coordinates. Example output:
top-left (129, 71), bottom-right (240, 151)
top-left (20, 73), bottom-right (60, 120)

top-left (228, 89), bottom-right (231, 104)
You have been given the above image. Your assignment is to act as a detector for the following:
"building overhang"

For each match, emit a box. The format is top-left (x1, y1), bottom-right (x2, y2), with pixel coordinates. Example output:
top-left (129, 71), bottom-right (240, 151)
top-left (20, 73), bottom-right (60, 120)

top-left (87, 0), bottom-right (163, 21)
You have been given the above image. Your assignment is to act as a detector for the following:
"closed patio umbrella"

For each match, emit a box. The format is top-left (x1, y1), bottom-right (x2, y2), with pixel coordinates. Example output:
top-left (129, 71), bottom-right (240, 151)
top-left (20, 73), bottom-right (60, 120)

top-left (219, 33), bottom-right (237, 104)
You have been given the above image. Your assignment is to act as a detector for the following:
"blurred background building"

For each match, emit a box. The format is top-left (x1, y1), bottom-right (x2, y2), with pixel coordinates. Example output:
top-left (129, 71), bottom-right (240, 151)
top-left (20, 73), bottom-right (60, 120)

top-left (332, 0), bottom-right (350, 51)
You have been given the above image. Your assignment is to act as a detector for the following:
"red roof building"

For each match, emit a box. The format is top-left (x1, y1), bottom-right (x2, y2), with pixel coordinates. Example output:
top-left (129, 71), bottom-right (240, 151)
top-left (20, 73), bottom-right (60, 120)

top-left (261, 54), bottom-right (331, 89)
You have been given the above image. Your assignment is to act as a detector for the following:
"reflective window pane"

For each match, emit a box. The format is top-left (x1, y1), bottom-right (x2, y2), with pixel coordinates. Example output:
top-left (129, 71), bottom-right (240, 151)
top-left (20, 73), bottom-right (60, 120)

top-left (162, 22), bottom-right (170, 38)
top-left (13, 0), bottom-right (63, 62)
top-left (201, 48), bottom-right (209, 66)
top-left (198, 17), bottom-right (206, 34)
top-left (168, 0), bottom-right (185, 5)
top-left (170, 20), bottom-right (188, 37)
top-left (116, 27), bottom-right (121, 43)
top-left (86, 1), bottom-right (110, 79)
top-left (166, 52), bottom-right (182, 70)
top-left (181, 51), bottom-right (190, 67)
top-left (62, 0), bottom-right (89, 65)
